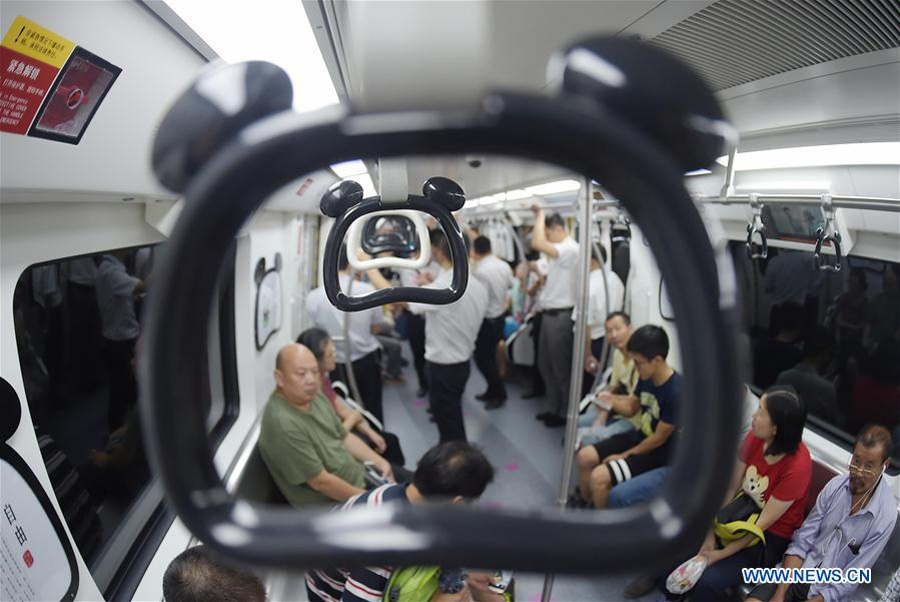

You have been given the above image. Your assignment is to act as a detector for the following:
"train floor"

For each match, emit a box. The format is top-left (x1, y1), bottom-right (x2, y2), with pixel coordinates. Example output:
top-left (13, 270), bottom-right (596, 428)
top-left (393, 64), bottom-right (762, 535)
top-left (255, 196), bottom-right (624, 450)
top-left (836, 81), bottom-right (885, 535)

top-left (268, 345), bottom-right (662, 602)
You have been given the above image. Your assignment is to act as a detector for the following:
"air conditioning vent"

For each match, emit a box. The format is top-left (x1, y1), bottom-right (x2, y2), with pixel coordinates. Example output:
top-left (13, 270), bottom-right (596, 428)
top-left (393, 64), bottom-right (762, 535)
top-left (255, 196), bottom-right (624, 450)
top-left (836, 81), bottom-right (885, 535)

top-left (652, 0), bottom-right (900, 91)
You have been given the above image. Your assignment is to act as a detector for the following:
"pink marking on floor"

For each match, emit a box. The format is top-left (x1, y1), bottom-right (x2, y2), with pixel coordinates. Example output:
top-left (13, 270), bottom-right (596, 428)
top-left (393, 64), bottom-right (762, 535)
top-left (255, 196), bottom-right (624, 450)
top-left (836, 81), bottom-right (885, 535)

top-left (414, 399), bottom-right (426, 406)
top-left (504, 464), bottom-right (520, 472)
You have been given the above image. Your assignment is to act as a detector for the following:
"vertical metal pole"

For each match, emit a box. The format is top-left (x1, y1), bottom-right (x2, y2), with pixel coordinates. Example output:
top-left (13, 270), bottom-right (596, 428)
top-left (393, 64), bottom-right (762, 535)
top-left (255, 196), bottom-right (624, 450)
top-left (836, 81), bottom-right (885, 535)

top-left (592, 239), bottom-right (612, 375)
top-left (342, 273), bottom-right (364, 405)
top-left (540, 177), bottom-right (593, 602)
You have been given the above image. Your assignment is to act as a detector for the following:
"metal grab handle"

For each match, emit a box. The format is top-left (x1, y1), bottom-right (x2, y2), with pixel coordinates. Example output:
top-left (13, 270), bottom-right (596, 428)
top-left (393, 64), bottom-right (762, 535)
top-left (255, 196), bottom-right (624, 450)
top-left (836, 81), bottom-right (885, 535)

top-left (346, 209), bottom-right (432, 271)
top-left (321, 177), bottom-right (468, 312)
top-left (745, 193), bottom-right (768, 260)
top-left (745, 223), bottom-right (768, 260)
top-left (143, 35), bottom-right (738, 576)
top-left (814, 193), bottom-right (842, 272)
top-left (814, 228), bottom-right (843, 272)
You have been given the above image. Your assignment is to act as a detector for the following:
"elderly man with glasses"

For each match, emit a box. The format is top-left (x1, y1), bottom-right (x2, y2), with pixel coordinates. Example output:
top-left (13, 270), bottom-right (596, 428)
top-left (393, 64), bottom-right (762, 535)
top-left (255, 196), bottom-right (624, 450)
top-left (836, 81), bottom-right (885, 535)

top-left (746, 424), bottom-right (897, 602)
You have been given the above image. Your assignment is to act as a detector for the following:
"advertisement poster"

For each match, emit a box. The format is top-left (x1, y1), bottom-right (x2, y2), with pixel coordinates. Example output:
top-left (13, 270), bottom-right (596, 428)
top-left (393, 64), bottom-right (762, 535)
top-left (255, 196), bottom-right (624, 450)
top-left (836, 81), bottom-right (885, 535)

top-left (0, 447), bottom-right (77, 602)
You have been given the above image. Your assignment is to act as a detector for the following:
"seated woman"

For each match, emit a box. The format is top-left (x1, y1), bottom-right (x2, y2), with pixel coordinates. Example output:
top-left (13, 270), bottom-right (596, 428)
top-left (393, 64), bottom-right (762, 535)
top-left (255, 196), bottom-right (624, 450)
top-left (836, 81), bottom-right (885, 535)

top-left (670, 386), bottom-right (811, 601)
top-left (297, 328), bottom-right (405, 467)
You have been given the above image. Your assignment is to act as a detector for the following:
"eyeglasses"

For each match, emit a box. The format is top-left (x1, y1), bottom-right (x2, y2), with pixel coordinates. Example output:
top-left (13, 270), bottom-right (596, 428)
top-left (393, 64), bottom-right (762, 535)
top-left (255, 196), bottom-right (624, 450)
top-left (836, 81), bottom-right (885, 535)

top-left (848, 462), bottom-right (879, 477)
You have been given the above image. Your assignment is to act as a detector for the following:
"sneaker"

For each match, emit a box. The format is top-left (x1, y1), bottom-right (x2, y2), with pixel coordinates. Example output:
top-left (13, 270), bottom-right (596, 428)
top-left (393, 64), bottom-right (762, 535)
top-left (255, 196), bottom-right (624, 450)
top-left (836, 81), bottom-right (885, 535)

top-left (624, 575), bottom-right (661, 599)
top-left (475, 392), bottom-right (491, 401)
top-left (565, 492), bottom-right (589, 509)
top-left (484, 399), bottom-right (506, 410)
top-left (543, 414), bottom-right (567, 427)
top-left (535, 411), bottom-right (553, 421)
top-left (416, 386), bottom-right (429, 398)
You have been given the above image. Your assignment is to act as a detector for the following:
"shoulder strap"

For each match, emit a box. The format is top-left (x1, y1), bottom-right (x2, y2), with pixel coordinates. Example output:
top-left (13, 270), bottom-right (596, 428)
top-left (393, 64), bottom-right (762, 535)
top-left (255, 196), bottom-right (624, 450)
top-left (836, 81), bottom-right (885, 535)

top-left (714, 515), bottom-right (766, 547)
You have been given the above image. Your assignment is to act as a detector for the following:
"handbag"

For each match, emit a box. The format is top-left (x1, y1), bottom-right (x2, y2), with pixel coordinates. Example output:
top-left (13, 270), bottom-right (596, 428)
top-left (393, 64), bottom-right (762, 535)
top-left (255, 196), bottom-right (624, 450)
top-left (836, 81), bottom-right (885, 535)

top-left (714, 492), bottom-right (766, 548)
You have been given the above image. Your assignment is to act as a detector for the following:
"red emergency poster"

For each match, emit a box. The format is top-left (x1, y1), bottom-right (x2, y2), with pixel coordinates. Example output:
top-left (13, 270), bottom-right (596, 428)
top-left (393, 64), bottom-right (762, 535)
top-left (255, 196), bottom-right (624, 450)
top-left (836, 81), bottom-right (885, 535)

top-left (0, 16), bottom-right (73, 134)
top-left (1, 16), bottom-right (121, 144)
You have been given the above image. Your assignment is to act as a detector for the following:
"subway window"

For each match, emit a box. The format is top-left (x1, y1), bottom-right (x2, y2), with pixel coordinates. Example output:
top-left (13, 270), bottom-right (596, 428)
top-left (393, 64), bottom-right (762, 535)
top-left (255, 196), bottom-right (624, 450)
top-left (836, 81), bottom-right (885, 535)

top-left (731, 242), bottom-right (900, 464)
top-left (12, 244), bottom-right (238, 595)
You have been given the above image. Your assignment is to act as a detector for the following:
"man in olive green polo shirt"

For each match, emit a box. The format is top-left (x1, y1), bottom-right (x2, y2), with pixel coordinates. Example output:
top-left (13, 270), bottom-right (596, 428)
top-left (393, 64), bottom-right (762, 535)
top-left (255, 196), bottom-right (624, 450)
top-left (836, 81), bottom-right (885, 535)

top-left (259, 343), bottom-right (395, 507)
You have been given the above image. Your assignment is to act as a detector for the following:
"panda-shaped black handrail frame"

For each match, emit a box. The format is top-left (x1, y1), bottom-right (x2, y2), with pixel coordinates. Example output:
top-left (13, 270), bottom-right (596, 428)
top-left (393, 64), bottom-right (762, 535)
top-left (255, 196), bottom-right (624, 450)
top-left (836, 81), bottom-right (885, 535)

top-left (142, 38), bottom-right (741, 574)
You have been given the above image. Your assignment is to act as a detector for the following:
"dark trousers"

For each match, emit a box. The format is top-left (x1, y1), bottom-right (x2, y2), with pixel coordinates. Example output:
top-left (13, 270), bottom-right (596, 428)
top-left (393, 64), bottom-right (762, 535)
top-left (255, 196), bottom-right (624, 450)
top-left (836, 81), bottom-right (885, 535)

top-left (406, 312), bottom-right (428, 390)
top-left (66, 282), bottom-right (104, 390)
top-left (538, 309), bottom-right (575, 415)
top-left (426, 360), bottom-right (470, 443)
top-left (333, 350), bottom-right (384, 425)
top-left (102, 337), bottom-right (138, 432)
top-left (685, 533), bottom-right (790, 601)
top-left (474, 315), bottom-right (507, 400)
top-left (356, 430), bottom-right (406, 467)
top-left (530, 312), bottom-right (546, 393)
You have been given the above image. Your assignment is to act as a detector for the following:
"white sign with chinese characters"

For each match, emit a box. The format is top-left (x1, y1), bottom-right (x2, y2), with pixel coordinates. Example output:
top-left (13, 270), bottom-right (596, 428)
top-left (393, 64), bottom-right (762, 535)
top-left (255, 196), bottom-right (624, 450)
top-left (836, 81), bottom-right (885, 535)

top-left (0, 457), bottom-right (72, 601)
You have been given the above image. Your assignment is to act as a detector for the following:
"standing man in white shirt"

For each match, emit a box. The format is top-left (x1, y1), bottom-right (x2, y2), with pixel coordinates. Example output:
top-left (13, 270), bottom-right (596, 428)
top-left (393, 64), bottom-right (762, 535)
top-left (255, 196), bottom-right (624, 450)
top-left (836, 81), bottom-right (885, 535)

top-left (398, 261), bottom-right (440, 398)
top-left (530, 206), bottom-right (580, 427)
top-left (582, 244), bottom-right (625, 392)
top-left (471, 236), bottom-right (515, 409)
top-left (95, 251), bottom-right (146, 431)
top-left (306, 246), bottom-right (389, 424)
top-left (409, 230), bottom-right (488, 442)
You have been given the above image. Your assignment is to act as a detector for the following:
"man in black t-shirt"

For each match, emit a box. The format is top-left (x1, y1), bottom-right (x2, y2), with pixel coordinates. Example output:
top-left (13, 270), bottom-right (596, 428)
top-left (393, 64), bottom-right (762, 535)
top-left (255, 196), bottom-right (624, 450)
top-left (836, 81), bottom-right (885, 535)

top-left (574, 325), bottom-right (681, 509)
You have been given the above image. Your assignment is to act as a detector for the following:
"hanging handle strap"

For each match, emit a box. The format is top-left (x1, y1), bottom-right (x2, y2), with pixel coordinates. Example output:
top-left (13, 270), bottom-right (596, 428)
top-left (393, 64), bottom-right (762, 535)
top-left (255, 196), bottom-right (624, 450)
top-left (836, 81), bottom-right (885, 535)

top-left (814, 194), bottom-right (843, 273)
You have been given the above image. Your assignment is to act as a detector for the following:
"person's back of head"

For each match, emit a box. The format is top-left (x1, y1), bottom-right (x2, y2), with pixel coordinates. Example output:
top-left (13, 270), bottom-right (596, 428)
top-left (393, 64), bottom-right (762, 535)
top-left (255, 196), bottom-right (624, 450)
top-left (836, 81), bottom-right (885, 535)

top-left (413, 441), bottom-right (494, 502)
top-left (163, 545), bottom-right (266, 602)
top-left (473, 235), bottom-right (492, 257)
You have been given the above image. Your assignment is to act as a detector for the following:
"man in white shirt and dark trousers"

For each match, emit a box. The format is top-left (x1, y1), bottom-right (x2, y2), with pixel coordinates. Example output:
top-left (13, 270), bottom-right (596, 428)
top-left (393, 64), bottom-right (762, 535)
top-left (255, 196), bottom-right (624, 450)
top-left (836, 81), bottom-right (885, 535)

top-left (582, 244), bottom-right (625, 393)
top-left (95, 251), bottom-right (145, 432)
top-left (409, 230), bottom-right (488, 442)
top-left (306, 246), bottom-right (389, 424)
top-left (471, 236), bottom-right (514, 410)
top-left (530, 206), bottom-right (580, 428)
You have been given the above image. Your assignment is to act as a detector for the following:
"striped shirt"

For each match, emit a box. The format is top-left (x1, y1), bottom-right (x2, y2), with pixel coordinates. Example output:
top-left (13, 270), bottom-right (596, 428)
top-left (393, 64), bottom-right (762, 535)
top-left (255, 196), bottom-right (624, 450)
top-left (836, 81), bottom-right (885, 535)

top-left (306, 484), bottom-right (409, 602)
top-left (879, 567), bottom-right (900, 602)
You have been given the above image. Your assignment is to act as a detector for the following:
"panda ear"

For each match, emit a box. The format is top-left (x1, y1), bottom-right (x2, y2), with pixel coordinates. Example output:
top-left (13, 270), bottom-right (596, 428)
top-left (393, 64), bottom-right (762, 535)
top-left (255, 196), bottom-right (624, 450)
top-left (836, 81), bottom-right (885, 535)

top-left (254, 258), bottom-right (266, 286)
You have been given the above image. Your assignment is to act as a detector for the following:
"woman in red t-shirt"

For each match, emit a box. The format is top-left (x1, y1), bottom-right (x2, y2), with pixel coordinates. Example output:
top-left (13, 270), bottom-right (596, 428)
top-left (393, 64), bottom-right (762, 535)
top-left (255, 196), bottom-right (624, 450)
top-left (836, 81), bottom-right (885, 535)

top-left (685, 386), bottom-right (812, 601)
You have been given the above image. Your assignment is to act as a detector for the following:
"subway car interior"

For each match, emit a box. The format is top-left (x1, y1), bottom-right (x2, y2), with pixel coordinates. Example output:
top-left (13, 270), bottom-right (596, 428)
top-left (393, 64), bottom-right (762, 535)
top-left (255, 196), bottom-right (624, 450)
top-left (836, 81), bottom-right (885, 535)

top-left (1, 1), bottom-right (899, 601)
